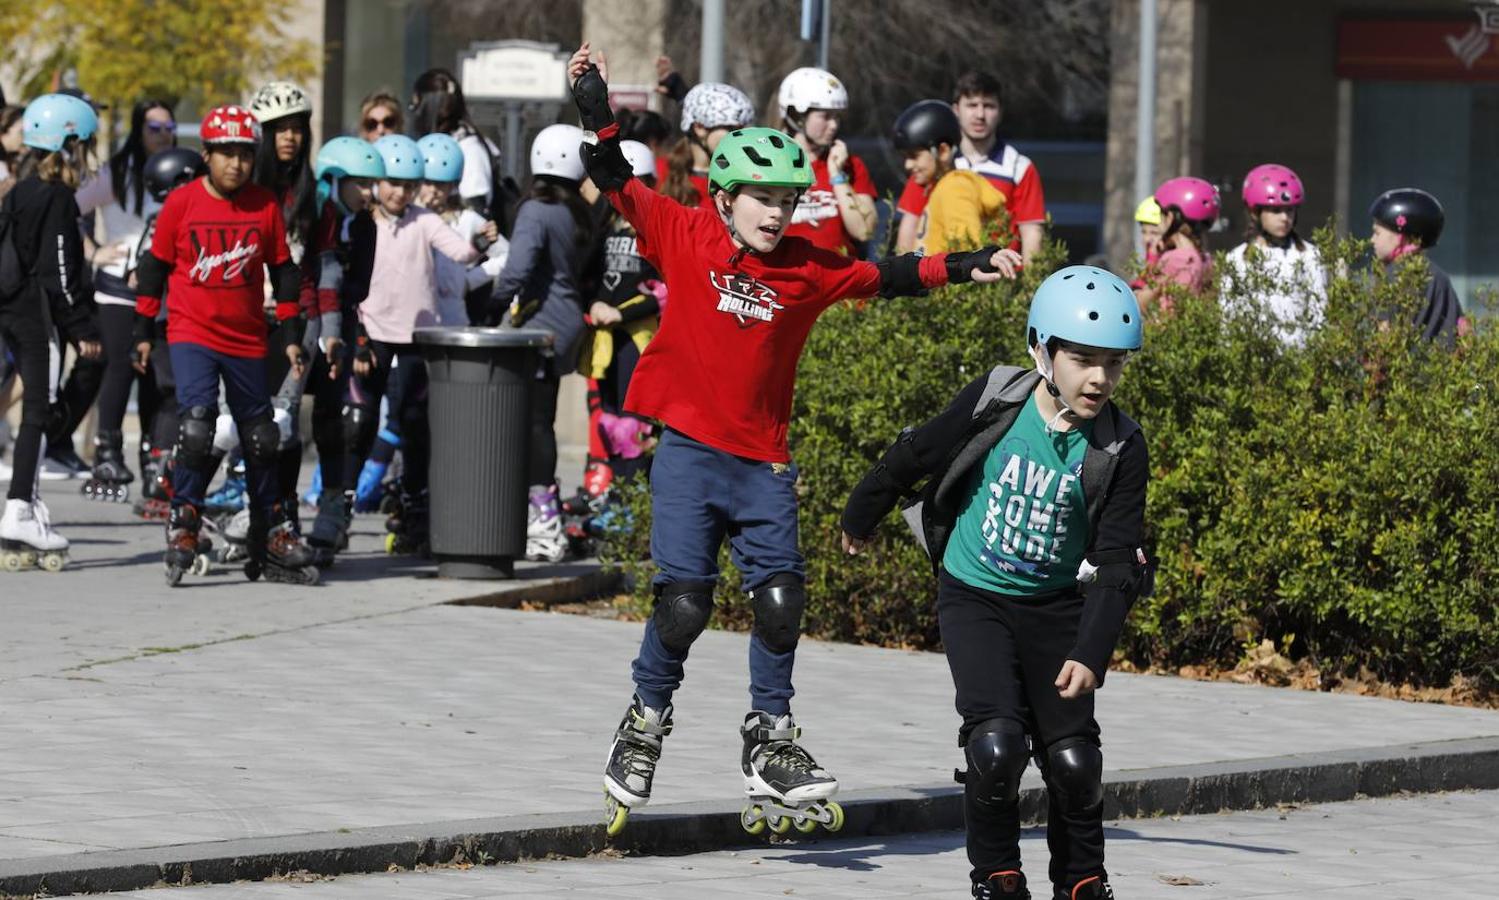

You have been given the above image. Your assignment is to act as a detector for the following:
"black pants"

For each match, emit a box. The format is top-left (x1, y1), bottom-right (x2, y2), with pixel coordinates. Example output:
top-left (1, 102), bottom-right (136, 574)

top-left (343, 340), bottom-right (427, 495)
top-left (529, 367), bottom-right (561, 487)
top-left (94, 303), bottom-right (159, 440)
top-left (938, 570), bottom-right (1104, 890)
top-left (46, 321), bottom-right (104, 452)
top-left (0, 291), bottom-right (59, 500)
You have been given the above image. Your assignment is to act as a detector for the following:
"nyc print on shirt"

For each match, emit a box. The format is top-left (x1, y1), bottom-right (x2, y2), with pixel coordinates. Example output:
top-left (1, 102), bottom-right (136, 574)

top-left (186, 222), bottom-right (264, 284)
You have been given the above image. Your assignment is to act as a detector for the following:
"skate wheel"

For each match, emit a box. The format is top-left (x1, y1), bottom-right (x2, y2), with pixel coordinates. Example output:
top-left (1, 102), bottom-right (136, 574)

top-left (298, 566), bottom-right (321, 586)
top-left (740, 804), bottom-right (766, 836)
top-left (824, 801), bottom-right (844, 832)
top-left (768, 813), bottom-right (792, 835)
top-left (2, 553), bottom-right (22, 573)
top-left (384, 533), bottom-right (398, 554)
top-left (165, 563), bottom-right (185, 587)
top-left (794, 814), bottom-right (818, 834)
top-left (40, 553), bottom-right (65, 573)
top-left (191, 555), bottom-right (212, 576)
top-left (604, 796), bottom-right (629, 837)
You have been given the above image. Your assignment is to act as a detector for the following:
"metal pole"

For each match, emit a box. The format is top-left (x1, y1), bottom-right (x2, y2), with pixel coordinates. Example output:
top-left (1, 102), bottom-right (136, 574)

top-left (1134, 0), bottom-right (1158, 255)
top-left (701, 0), bottom-right (725, 83)
top-left (818, 0), bottom-right (831, 70)
top-left (505, 105), bottom-right (522, 182)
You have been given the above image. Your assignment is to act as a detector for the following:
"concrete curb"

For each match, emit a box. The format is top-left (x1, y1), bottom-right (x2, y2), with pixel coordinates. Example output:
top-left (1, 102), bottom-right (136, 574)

top-left (443, 565), bottom-right (620, 610)
top-left (2, 735), bottom-right (1496, 897)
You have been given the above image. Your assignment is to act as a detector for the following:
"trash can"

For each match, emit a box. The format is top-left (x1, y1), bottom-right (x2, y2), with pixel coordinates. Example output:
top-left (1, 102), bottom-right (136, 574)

top-left (414, 327), bottom-right (555, 578)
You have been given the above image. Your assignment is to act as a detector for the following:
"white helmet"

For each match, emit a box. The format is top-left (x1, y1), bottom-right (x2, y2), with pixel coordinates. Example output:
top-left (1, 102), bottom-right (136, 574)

top-left (619, 140), bottom-right (656, 179)
top-left (248, 81), bottom-right (312, 123)
top-left (681, 82), bottom-right (755, 132)
top-left (777, 67), bottom-right (848, 120)
top-left (530, 123), bottom-right (586, 182)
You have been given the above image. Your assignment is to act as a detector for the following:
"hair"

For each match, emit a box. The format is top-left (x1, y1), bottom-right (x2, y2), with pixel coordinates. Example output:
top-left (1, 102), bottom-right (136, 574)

top-left (108, 98), bottom-right (174, 216)
top-left (17, 141), bottom-right (92, 190)
top-left (1242, 206), bottom-right (1305, 253)
top-left (1160, 206), bottom-right (1207, 253)
top-left (359, 91), bottom-right (404, 134)
top-left (0, 104), bottom-right (25, 168)
top-left (618, 108), bottom-right (672, 149)
top-left (409, 68), bottom-right (478, 137)
top-left (527, 174), bottom-right (592, 257)
top-left (952, 70), bottom-right (1003, 105)
top-left (660, 136), bottom-right (701, 207)
top-left (252, 112), bottom-right (317, 243)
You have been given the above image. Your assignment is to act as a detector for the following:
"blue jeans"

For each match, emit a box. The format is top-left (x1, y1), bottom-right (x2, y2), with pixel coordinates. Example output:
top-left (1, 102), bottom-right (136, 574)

top-left (170, 342), bottom-right (276, 511)
top-left (631, 428), bottom-right (805, 715)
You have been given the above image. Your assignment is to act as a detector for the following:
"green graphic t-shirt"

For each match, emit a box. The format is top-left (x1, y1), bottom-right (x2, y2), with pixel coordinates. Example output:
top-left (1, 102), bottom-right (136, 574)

top-left (942, 394), bottom-right (1093, 596)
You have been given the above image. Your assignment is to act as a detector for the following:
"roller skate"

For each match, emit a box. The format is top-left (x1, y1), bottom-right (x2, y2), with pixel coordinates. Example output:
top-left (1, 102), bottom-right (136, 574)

top-left (204, 464), bottom-right (247, 516)
top-left (133, 444), bottom-right (173, 520)
top-left (243, 503), bottom-right (320, 585)
top-left (739, 711), bottom-right (843, 836)
top-left (384, 490), bottom-right (429, 556)
top-left (1054, 876), bottom-right (1113, 900)
top-left (602, 695), bottom-right (673, 837)
top-left (301, 464), bottom-right (323, 509)
top-left (81, 431), bottom-right (134, 502)
top-left (217, 508), bottom-right (251, 564)
top-left (525, 484), bottom-right (568, 563)
top-left (975, 871), bottom-right (1031, 899)
top-left (307, 490), bottom-right (352, 567)
top-left (0, 498), bottom-right (69, 572)
top-left (163, 504), bottom-right (213, 586)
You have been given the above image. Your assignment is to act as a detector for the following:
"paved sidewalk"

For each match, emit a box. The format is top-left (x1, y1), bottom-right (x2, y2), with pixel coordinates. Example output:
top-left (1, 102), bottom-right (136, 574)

top-left (91, 790), bottom-right (1499, 899)
top-left (2, 491), bottom-right (1499, 894)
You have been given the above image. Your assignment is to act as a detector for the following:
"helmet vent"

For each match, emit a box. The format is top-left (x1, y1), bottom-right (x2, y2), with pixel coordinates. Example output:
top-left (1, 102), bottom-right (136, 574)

top-left (744, 147), bottom-right (773, 167)
top-left (767, 134), bottom-right (785, 148)
top-left (715, 157), bottom-right (730, 169)
top-left (1088, 311), bottom-right (1099, 321)
top-left (1122, 314), bottom-right (1132, 324)
top-left (1062, 273), bottom-right (1075, 280)
top-left (1085, 281), bottom-right (1095, 290)
top-left (731, 129), bottom-right (745, 137)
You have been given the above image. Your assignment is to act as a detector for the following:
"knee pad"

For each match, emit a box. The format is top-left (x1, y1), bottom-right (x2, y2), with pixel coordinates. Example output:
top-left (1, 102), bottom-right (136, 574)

top-left (651, 581), bottom-right (715, 653)
top-left (1045, 737), bottom-right (1104, 815)
top-left (213, 413), bottom-right (240, 454)
top-left (241, 414), bottom-right (282, 469)
top-left (964, 718), bottom-right (1030, 806)
top-left (750, 573), bottom-right (806, 655)
top-left (342, 404), bottom-right (378, 455)
top-left (178, 405), bottom-right (218, 470)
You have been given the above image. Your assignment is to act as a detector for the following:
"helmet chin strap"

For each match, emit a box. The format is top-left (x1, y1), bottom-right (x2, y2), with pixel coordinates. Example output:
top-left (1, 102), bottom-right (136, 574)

top-left (1031, 345), bottom-right (1075, 435)
top-left (716, 193), bottom-right (755, 262)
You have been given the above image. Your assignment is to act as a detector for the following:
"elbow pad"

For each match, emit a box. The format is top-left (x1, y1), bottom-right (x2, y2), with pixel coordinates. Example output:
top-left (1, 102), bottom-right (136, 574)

top-left (875, 254), bottom-right (927, 299)
top-left (135, 253), bottom-right (169, 299)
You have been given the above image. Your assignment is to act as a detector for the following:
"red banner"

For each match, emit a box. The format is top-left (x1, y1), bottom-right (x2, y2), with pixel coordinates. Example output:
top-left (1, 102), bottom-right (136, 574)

top-left (1337, 16), bottom-right (1499, 81)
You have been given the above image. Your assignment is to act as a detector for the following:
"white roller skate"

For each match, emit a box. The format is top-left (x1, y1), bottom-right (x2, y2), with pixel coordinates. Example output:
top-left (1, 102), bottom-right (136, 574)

top-left (0, 497), bottom-right (70, 572)
top-left (525, 483), bottom-right (568, 563)
top-left (602, 695), bottom-right (673, 837)
top-left (739, 710), bottom-right (843, 836)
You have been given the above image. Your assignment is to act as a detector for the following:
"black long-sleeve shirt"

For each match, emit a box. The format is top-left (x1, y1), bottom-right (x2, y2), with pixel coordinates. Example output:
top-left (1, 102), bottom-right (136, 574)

top-left (8, 176), bottom-right (98, 341)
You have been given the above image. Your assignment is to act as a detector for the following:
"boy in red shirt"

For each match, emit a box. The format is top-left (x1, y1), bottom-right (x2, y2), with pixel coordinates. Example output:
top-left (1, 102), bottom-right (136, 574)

top-left (567, 45), bottom-right (1010, 837)
top-left (777, 67), bottom-right (877, 257)
top-left (133, 106), bottom-right (318, 586)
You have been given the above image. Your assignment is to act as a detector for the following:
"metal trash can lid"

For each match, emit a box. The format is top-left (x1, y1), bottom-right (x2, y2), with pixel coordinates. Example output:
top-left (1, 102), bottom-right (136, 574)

top-left (413, 327), bottom-right (555, 349)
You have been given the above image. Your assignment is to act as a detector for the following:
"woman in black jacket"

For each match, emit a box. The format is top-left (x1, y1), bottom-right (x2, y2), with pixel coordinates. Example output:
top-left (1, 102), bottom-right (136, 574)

top-left (0, 94), bottom-right (103, 571)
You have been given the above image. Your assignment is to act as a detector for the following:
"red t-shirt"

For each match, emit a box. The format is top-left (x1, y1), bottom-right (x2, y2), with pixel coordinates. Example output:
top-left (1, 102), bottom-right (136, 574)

top-left (786, 155), bottom-right (877, 257)
top-left (138, 179), bottom-right (292, 358)
top-left (898, 141), bottom-right (1045, 244)
top-left (654, 156), bottom-right (712, 207)
top-left (610, 178), bottom-right (884, 462)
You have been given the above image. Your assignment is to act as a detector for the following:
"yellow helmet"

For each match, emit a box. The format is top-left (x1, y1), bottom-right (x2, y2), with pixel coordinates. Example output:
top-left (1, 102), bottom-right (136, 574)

top-left (1134, 196), bottom-right (1162, 226)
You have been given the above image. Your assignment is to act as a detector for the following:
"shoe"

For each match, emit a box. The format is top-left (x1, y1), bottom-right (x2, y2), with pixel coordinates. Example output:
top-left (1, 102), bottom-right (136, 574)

top-left (44, 444), bottom-right (89, 478)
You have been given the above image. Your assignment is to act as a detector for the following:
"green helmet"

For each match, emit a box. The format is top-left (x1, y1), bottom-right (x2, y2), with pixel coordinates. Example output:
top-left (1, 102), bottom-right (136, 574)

top-left (708, 127), bottom-right (813, 195)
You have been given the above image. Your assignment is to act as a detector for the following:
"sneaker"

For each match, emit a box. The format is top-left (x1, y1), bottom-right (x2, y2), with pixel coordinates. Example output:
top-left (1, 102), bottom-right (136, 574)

top-left (975, 871), bottom-right (1030, 899)
top-left (44, 445), bottom-right (89, 478)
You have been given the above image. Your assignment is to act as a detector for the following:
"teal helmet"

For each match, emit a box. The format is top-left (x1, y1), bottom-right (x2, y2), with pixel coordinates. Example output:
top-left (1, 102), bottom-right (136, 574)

top-left (372, 134), bottom-right (424, 181)
top-left (23, 93), bottom-right (99, 152)
top-left (417, 133), bottom-right (465, 183)
top-left (1027, 266), bottom-right (1143, 352)
top-left (315, 136), bottom-right (385, 213)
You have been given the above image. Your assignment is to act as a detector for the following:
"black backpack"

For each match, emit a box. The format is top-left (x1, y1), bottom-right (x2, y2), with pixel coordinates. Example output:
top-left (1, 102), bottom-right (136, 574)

top-left (0, 189), bottom-right (28, 302)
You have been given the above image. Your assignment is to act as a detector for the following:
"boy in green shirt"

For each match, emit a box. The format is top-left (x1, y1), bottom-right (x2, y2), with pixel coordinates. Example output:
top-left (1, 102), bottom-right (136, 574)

top-left (843, 266), bottom-right (1153, 900)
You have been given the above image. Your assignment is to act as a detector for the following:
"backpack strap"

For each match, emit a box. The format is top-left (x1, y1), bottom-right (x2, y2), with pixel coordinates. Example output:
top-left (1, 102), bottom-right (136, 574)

top-left (1081, 404), bottom-right (1142, 531)
top-left (971, 365), bottom-right (1038, 418)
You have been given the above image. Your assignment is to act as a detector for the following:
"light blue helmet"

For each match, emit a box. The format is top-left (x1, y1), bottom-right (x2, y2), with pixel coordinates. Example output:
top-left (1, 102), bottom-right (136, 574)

top-left (372, 134), bottom-right (424, 181)
top-left (1026, 265), bottom-right (1143, 352)
top-left (315, 136), bottom-right (385, 212)
top-left (417, 133), bottom-right (465, 183)
top-left (23, 94), bottom-right (99, 152)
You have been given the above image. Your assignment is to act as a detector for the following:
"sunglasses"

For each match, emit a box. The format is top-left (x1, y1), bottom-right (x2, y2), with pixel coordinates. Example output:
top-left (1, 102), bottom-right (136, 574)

top-left (363, 116), bottom-right (397, 130)
top-left (144, 122), bottom-right (176, 135)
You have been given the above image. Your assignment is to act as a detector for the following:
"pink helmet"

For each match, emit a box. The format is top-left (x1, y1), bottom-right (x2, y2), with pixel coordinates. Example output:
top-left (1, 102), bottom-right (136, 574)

top-left (1154, 176), bottom-right (1220, 223)
top-left (1242, 164), bottom-right (1304, 208)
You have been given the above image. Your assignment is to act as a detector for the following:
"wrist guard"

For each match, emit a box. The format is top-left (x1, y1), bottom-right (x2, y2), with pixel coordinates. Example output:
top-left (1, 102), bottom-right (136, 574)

top-left (945, 246), bottom-right (1001, 285)
top-left (131, 314), bottom-right (156, 346)
top-left (573, 64), bottom-right (618, 139)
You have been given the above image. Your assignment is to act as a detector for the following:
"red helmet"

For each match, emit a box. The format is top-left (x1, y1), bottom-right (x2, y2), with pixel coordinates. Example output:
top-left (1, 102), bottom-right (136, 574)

top-left (200, 105), bottom-right (260, 146)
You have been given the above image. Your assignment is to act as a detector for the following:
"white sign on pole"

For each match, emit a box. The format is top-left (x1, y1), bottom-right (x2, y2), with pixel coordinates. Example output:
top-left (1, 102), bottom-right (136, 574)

top-left (459, 40), bottom-right (571, 102)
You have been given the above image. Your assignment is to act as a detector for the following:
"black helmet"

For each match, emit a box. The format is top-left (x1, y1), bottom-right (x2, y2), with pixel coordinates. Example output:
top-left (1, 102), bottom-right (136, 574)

top-left (145, 148), bottom-right (206, 202)
top-left (892, 100), bottom-right (961, 153)
top-left (1369, 188), bottom-right (1444, 249)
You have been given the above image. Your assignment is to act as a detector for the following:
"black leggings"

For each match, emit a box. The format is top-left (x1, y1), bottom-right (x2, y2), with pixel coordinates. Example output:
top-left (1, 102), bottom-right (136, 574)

top-left (0, 291), bottom-right (60, 500)
top-left (938, 570), bottom-right (1104, 889)
top-left (529, 368), bottom-right (561, 487)
top-left (94, 303), bottom-right (159, 439)
top-left (46, 323), bottom-right (104, 450)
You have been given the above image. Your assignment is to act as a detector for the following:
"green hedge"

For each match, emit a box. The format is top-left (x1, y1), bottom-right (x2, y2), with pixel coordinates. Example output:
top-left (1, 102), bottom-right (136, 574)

top-left (603, 229), bottom-right (1499, 689)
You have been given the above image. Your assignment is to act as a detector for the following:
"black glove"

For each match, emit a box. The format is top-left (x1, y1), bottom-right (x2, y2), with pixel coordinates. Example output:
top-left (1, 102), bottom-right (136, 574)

top-left (276, 315), bottom-right (306, 352)
top-left (658, 71), bottom-right (688, 102)
top-left (945, 246), bottom-right (1001, 285)
top-left (353, 325), bottom-right (375, 367)
top-left (573, 64), bottom-right (617, 137)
